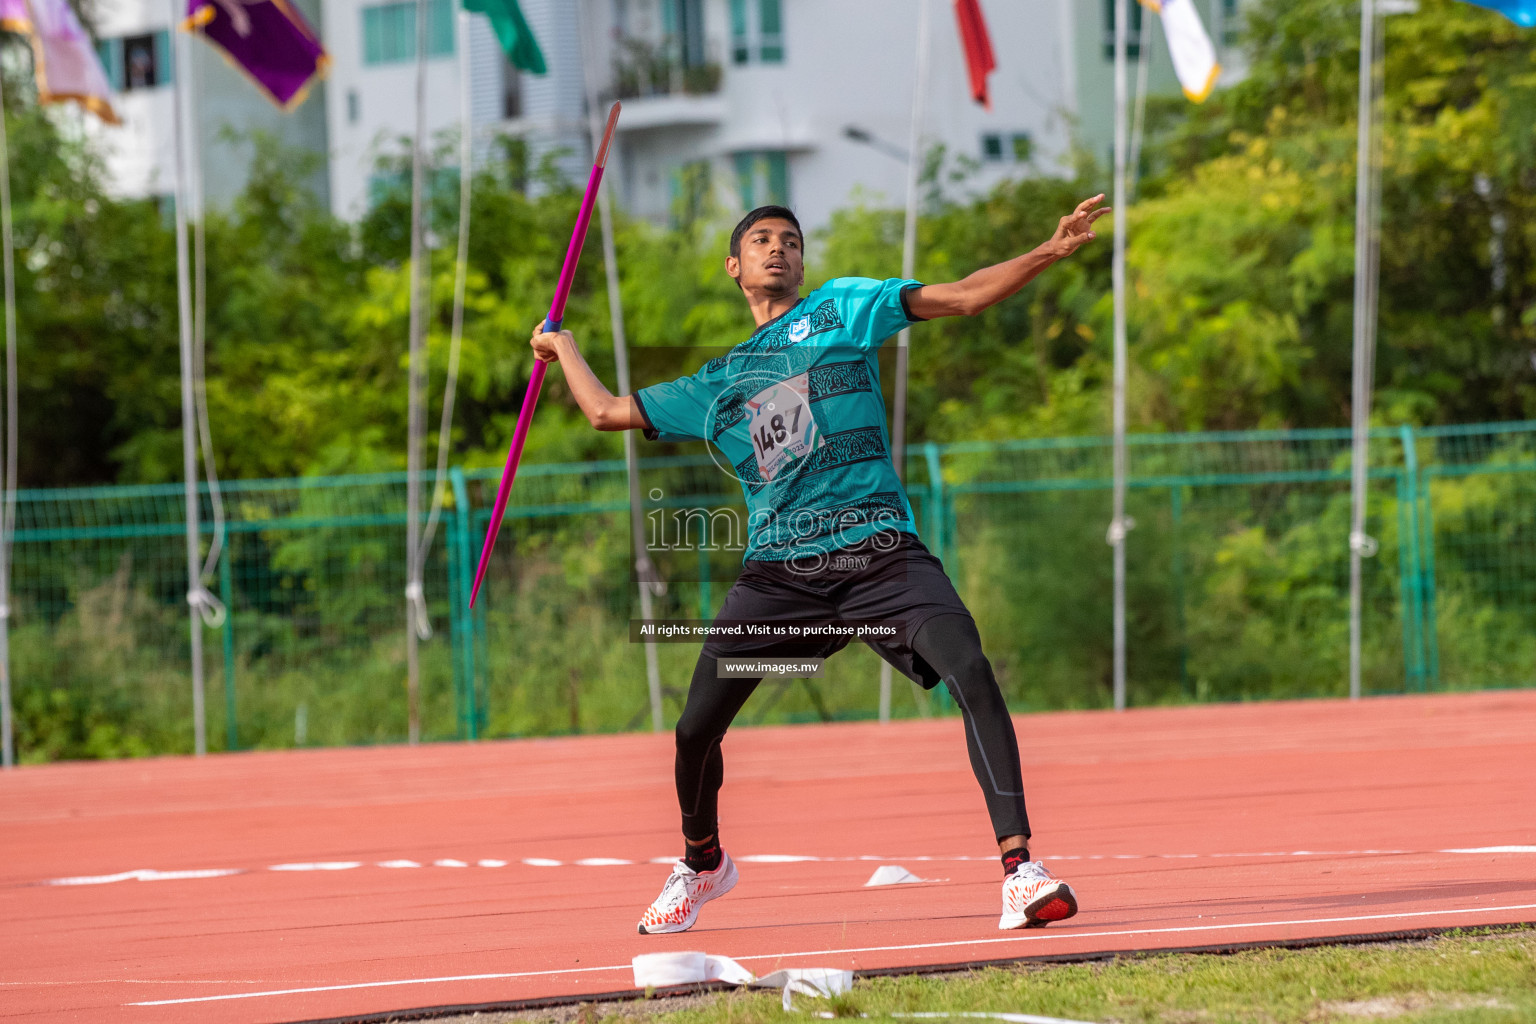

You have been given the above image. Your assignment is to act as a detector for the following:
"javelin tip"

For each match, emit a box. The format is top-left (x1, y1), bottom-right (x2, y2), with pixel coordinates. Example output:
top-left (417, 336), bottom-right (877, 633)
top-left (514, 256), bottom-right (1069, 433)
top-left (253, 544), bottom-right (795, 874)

top-left (595, 102), bottom-right (621, 168)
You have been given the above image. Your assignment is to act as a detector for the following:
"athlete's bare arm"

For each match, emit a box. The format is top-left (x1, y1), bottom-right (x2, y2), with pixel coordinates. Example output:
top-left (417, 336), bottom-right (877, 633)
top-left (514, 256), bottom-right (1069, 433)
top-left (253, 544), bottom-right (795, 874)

top-left (905, 195), bottom-right (1109, 320)
top-left (529, 324), bottom-right (647, 432)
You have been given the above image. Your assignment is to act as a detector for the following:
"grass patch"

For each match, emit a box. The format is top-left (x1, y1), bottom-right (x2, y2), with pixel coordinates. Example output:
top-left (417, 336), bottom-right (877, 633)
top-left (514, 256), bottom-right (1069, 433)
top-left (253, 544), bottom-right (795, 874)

top-left (451, 929), bottom-right (1536, 1024)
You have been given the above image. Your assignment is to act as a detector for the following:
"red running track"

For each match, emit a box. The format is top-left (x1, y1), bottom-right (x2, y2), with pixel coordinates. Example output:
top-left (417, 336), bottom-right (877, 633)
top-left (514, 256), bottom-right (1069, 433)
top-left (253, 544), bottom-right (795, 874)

top-left (4, 691), bottom-right (1535, 1024)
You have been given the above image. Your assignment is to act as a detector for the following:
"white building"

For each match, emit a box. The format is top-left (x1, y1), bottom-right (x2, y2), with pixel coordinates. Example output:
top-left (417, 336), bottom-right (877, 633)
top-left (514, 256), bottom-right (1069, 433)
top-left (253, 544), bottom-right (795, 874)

top-left (83, 0), bottom-right (1246, 233)
top-left (321, 0), bottom-right (1081, 229)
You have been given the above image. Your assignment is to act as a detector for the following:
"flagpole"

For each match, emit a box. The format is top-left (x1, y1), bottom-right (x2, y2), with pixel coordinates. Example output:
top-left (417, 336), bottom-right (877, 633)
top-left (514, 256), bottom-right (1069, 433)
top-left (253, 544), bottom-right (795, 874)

top-left (1110, 0), bottom-right (1130, 712)
top-left (1348, 0), bottom-right (1385, 701)
top-left (1127, 0), bottom-right (1153, 198)
top-left (170, 1), bottom-right (207, 754)
top-left (880, 0), bottom-right (932, 725)
top-left (577, 0), bottom-right (664, 732)
top-left (0, 72), bottom-right (17, 769)
top-left (404, 0), bottom-right (431, 744)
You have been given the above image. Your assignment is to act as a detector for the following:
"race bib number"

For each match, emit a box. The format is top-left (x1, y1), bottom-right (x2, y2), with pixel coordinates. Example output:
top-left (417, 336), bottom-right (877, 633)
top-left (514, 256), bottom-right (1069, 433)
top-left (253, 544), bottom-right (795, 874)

top-left (747, 374), bottom-right (822, 482)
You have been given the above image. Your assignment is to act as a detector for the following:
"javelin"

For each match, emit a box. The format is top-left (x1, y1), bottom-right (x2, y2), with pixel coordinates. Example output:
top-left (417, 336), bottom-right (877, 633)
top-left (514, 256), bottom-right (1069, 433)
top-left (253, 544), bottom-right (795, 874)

top-left (469, 101), bottom-right (621, 608)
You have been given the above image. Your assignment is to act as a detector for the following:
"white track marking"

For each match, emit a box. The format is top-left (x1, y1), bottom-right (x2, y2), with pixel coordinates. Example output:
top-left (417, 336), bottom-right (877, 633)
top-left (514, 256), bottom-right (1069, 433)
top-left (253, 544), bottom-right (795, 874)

top-left (849, 1014), bottom-right (1102, 1024)
top-left (126, 901), bottom-right (1536, 1007)
top-left (1444, 846), bottom-right (1536, 854)
top-left (3, 979), bottom-right (305, 986)
top-left (129, 965), bottom-right (638, 1006)
top-left (726, 902), bottom-right (1536, 964)
top-left (47, 869), bottom-right (242, 886)
top-left (39, 846), bottom-right (1536, 887)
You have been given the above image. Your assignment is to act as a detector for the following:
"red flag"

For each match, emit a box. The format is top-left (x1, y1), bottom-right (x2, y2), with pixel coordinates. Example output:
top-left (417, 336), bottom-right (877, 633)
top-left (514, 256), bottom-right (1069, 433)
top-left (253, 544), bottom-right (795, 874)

top-left (953, 0), bottom-right (997, 110)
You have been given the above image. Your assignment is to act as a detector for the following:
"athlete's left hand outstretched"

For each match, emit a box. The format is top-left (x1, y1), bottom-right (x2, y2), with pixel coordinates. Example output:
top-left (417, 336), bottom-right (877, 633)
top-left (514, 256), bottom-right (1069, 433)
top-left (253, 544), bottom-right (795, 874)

top-left (1049, 195), bottom-right (1111, 259)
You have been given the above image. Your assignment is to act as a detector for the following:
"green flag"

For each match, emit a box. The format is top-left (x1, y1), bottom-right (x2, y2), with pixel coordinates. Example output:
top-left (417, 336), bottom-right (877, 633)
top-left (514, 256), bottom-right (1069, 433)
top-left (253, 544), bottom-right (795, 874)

top-left (463, 0), bottom-right (547, 74)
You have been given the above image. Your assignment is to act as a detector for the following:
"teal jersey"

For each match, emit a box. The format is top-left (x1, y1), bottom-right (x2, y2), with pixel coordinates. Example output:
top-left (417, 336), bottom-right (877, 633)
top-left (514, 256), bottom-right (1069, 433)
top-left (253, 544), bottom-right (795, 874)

top-left (634, 276), bottom-right (925, 562)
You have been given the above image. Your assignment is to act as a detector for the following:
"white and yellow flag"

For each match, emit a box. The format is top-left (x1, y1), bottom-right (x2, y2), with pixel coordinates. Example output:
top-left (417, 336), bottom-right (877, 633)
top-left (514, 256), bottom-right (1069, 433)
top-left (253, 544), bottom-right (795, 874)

top-left (1139, 0), bottom-right (1221, 103)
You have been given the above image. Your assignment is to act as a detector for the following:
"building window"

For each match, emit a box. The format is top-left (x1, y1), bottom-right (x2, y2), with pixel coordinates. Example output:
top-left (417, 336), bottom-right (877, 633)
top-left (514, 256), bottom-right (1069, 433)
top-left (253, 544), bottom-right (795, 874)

top-left (362, 0), bottom-right (455, 66)
top-left (662, 0), bottom-right (707, 68)
top-left (502, 53), bottom-right (522, 118)
top-left (1102, 0), bottom-right (1144, 60)
top-left (759, 0), bottom-right (783, 62)
top-left (347, 89), bottom-right (361, 123)
top-left (734, 150), bottom-right (788, 209)
top-left (981, 132), bottom-right (1034, 163)
top-left (730, 0), bottom-right (784, 65)
top-left (95, 31), bottom-right (173, 92)
top-left (1220, 0), bottom-right (1241, 45)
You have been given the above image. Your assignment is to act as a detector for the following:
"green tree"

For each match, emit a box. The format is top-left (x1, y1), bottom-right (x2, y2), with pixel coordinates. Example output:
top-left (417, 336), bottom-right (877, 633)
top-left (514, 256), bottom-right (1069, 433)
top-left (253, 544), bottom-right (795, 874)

top-left (1131, 0), bottom-right (1536, 430)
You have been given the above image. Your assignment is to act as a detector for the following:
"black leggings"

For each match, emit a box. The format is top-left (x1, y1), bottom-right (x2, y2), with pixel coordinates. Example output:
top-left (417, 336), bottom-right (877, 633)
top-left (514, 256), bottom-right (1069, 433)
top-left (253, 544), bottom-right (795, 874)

top-left (673, 612), bottom-right (1031, 844)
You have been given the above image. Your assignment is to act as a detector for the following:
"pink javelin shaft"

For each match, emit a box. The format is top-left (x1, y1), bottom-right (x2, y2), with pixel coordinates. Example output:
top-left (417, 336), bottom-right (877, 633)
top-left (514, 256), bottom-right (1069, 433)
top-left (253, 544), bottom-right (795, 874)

top-left (470, 102), bottom-right (621, 608)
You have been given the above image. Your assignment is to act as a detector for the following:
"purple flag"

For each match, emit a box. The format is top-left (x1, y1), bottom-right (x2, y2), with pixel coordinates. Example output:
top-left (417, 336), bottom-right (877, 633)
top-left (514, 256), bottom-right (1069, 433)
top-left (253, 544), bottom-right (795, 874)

top-left (185, 0), bottom-right (329, 110)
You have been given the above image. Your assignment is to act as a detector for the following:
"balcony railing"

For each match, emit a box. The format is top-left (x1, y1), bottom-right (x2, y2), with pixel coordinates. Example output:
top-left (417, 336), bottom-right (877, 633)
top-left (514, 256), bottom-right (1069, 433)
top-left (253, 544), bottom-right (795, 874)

top-left (611, 34), bottom-right (723, 101)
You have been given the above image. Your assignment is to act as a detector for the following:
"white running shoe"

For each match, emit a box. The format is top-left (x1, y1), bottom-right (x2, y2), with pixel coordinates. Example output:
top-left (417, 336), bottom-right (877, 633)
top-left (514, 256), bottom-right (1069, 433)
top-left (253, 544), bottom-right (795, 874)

top-left (637, 850), bottom-right (738, 934)
top-left (998, 860), bottom-right (1078, 930)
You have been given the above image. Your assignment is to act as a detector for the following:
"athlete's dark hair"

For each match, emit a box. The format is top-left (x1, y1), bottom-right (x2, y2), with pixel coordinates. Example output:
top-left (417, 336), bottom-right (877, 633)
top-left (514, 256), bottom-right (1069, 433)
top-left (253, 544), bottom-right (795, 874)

top-left (729, 205), bottom-right (803, 261)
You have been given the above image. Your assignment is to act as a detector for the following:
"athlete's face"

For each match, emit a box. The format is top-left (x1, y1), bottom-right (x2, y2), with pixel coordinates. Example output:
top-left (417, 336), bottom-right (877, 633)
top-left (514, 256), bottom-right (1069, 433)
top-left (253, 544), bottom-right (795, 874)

top-left (726, 219), bottom-right (805, 297)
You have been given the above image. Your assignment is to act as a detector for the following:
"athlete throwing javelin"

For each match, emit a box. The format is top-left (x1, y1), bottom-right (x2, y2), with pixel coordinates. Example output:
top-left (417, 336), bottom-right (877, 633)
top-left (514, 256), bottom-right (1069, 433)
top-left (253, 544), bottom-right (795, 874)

top-left (529, 194), bottom-right (1109, 933)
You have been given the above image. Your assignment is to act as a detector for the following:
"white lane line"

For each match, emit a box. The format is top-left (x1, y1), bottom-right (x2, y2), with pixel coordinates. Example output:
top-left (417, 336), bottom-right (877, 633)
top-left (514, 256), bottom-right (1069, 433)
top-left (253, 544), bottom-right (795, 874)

top-left (879, 1014), bottom-right (1101, 1024)
top-left (4, 980), bottom-right (307, 986)
top-left (725, 902), bottom-right (1536, 964)
top-left (43, 846), bottom-right (1536, 888)
top-left (129, 965), bottom-right (636, 1006)
top-left (126, 901), bottom-right (1536, 1008)
top-left (1429, 846), bottom-right (1533, 856)
top-left (48, 869), bottom-right (243, 886)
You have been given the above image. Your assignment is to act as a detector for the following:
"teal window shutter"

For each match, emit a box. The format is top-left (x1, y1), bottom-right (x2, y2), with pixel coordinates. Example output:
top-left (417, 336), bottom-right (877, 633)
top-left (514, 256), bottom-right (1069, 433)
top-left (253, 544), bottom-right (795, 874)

top-left (1103, 0), bottom-right (1143, 59)
top-left (729, 0), bottom-right (748, 63)
top-left (765, 151), bottom-right (788, 205)
top-left (759, 0), bottom-right (783, 62)
top-left (363, 0), bottom-right (454, 65)
top-left (362, 6), bottom-right (386, 64)
top-left (429, 0), bottom-right (455, 56)
top-left (96, 39), bottom-right (124, 92)
top-left (153, 29), bottom-right (173, 85)
top-left (734, 151), bottom-right (755, 209)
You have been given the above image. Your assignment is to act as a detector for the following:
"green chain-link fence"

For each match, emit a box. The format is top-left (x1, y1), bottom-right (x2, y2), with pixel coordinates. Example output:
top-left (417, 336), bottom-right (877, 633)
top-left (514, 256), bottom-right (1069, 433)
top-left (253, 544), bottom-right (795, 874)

top-left (8, 421), bottom-right (1534, 761)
